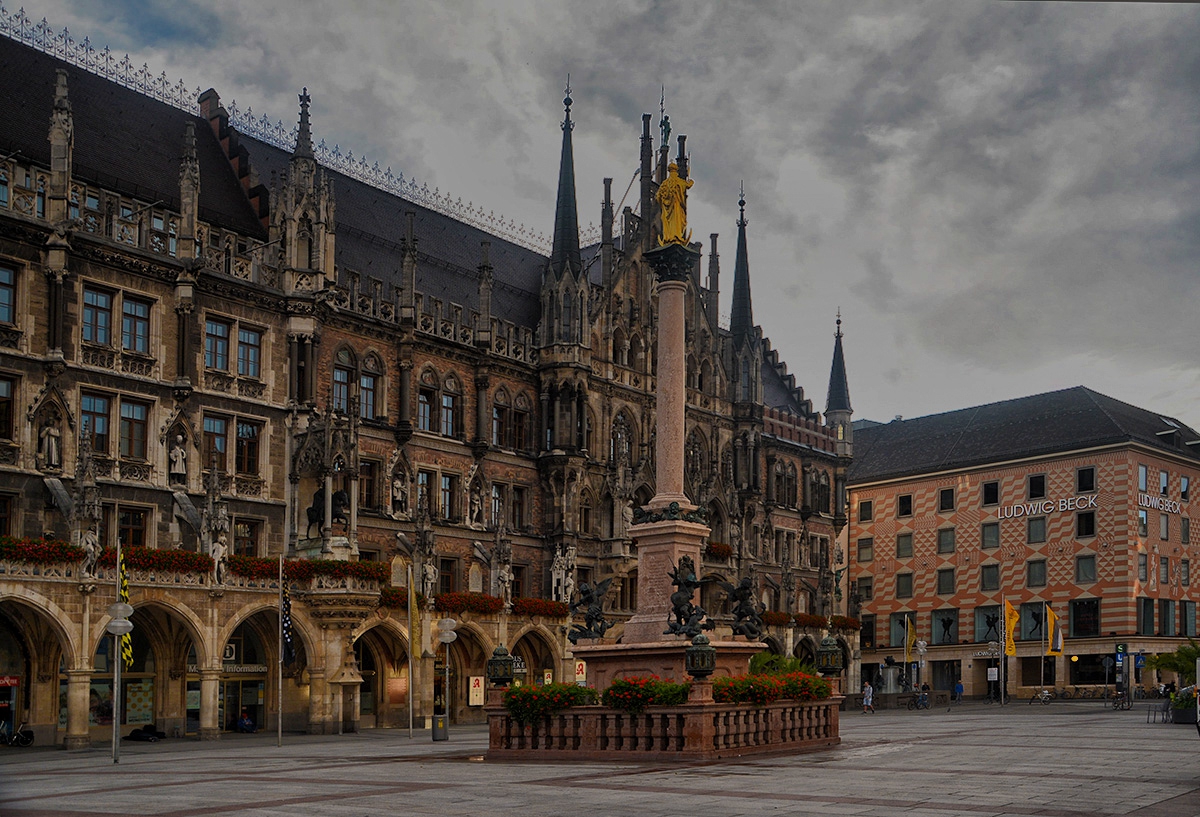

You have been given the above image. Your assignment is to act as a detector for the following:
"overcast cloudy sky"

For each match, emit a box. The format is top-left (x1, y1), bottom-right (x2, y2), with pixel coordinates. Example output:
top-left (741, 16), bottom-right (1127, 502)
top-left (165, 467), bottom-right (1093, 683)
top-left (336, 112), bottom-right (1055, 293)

top-left (18, 0), bottom-right (1200, 425)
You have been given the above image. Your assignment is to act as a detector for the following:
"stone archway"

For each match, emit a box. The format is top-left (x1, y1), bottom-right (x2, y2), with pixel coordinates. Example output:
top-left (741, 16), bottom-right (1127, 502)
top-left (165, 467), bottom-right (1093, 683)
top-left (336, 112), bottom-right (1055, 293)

top-left (511, 626), bottom-right (561, 686)
top-left (438, 622), bottom-right (491, 725)
top-left (354, 620), bottom-right (412, 729)
top-left (0, 597), bottom-right (75, 747)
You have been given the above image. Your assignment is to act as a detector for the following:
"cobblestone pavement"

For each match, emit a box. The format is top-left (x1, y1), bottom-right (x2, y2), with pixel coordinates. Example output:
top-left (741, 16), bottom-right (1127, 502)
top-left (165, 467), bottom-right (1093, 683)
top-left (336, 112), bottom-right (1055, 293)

top-left (1, 701), bottom-right (1197, 817)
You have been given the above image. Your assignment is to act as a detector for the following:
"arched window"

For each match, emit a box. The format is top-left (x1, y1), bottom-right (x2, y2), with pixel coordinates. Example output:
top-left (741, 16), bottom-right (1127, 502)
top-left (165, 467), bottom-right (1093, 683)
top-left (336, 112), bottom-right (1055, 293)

top-left (441, 374), bottom-right (462, 438)
top-left (561, 290), bottom-right (574, 343)
top-left (360, 353), bottom-right (383, 420)
top-left (492, 388), bottom-right (511, 447)
top-left (332, 348), bottom-right (385, 420)
top-left (612, 327), bottom-right (628, 367)
top-left (513, 394), bottom-right (532, 450)
top-left (417, 368), bottom-right (439, 432)
top-left (332, 348), bottom-right (355, 414)
top-left (579, 491), bottom-right (594, 535)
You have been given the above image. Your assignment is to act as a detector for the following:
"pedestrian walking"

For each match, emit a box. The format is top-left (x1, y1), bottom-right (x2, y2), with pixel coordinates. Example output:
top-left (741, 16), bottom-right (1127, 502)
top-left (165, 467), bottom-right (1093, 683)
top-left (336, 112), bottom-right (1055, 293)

top-left (862, 680), bottom-right (875, 713)
top-left (954, 680), bottom-right (964, 703)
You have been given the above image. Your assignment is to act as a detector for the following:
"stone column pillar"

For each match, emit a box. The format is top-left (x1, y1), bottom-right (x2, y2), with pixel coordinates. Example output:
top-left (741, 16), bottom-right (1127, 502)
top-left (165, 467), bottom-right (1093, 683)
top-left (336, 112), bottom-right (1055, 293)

top-left (199, 669), bottom-right (221, 740)
top-left (63, 669), bottom-right (92, 750)
top-left (321, 472), bottom-right (334, 551)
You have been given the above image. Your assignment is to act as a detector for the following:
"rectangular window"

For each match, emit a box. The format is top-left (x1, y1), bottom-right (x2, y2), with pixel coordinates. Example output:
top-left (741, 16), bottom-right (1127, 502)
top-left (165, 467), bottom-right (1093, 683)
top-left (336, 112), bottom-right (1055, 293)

top-left (1160, 556), bottom-right (1170, 584)
top-left (510, 486), bottom-right (526, 530)
top-left (1161, 600), bottom-right (1177, 637)
top-left (417, 470), bottom-right (434, 516)
top-left (1138, 597), bottom-right (1155, 635)
top-left (204, 319), bottom-right (230, 370)
top-left (1077, 466), bottom-right (1096, 493)
top-left (932, 609), bottom-right (958, 643)
top-left (440, 474), bottom-right (456, 521)
top-left (1028, 474), bottom-right (1046, 500)
top-left (1020, 601), bottom-right (1046, 640)
top-left (858, 500), bottom-right (873, 522)
top-left (203, 415), bottom-right (228, 470)
top-left (331, 366), bottom-right (351, 414)
top-left (856, 537), bottom-right (874, 562)
top-left (491, 483), bottom-right (506, 526)
top-left (358, 461), bottom-right (378, 511)
top-left (0, 495), bottom-right (10, 536)
top-left (1183, 601), bottom-right (1197, 638)
top-left (237, 327), bottom-right (261, 378)
top-left (81, 392), bottom-right (111, 453)
top-left (981, 522), bottom-right (1000, 550)
top-left (360, 373), bottom-right (377, 420)
top-left (492, 406), bottom-right (508, 447)
top-left (121, 297), bottom-right (150, 354)
top-left (1138, 464), bottom-right (1148, 492)
top-left (857, 576), bottom-right (874, 601)
top-left (937, 527), bottom-right (956, 553)
top-left (83, 288), bottom-right (112, 345)
top-left (1183, 476), bottom-right (1191, 502)
top-left (0, 376), bottom-right (14, 440)
top-left (897, 494), bottom-right (913, 517)
top-left (1026, 559), bottom-right (1047, 588)
top-left (1184, 559), bottom-right (1191, 587)
top-left (1070, 598), bottom-right (1100, 638)
top-left (860, 615), bottom-right (876, 650)
top-left (119, 400), bottom-right (148, 459)
top-left (1138, 552), bottom-right (1148, 582)
top-left (975, 605), bottom-right (1001, 642)
top-left (1185, 517), bottom-right (1192, 545)
top-left (235, 421), bottom-right (260, 475)
top-left (936, 568), bottom-right (955, 595)
top-left (889, 612), bottom-right (916, 646)
top-left (118, 507), bottom-right (147, 548)
top-left (1161, 470), bottom-right (1169, 496)
top-left (1027, 516), bottom-right (1046, 544)
top-left (938, 488), bottom-right (954, 512)
top-left (0, 266), bottom-right (15, 325)
top-left (439, 558), bottom-right (458, 595)
top-left (233, 519), bottom-right (259, 557)
top-left (1076, 511), bottom-right (1096, 538)
top-left (512, 410), bottom-right (529, 450)
top-left (1076, 554), bottom-right (1096, 584)
top-left (1138, 510), bottom-right (1148, 537)
top-left (896, 573), bottom-right (913, 599)
top-left (417, 390), bottom-right (433, 432)
top-left (896, 532), bottom-right (913, 558)
top-left (982, 480), bottom-right (999, 506)
top-left (1161, 514), bottom-right (1170, 541)
top-left (440, 394), bottom-right (457, 437)
top-left (981, 563), bottom-right (1000, 592)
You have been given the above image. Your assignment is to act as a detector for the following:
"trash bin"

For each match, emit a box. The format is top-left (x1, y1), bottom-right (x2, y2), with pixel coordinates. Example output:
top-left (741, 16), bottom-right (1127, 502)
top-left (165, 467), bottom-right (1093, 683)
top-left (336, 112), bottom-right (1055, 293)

top-left (432, 715), bottom-right (448, 741)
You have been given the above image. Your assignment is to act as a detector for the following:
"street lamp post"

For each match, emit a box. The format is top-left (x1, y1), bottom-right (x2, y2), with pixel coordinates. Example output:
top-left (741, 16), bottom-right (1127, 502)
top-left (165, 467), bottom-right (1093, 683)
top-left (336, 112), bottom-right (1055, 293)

top-left (105, 601), bottom-right (133, 764)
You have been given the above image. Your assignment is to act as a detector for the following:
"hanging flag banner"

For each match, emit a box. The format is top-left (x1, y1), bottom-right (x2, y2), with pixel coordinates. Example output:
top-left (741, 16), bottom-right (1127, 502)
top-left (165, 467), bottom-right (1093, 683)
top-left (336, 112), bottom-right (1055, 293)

top-left (1004, 600), bottom-right (1020, 656)
top-left (118, 550), bottom-right (134, 670)
top-left (1046, 605), bottom-right (1063, 656)
top-left (905, 616), bottom-right (916, 664)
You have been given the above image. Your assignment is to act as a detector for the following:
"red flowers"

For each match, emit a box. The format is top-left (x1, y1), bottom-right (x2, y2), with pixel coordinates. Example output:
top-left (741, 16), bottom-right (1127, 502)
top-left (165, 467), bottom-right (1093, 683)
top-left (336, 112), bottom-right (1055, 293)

top-left (0, 536), bottom-right (83, 565)
top-left (601, 676), bottom-right (690, 714)
top-left (705, 542), bottom-right (734, 560)
top-left (713, 671), bottom-right (832, 704)
top-left (761, 611), bottom-right (792, 627)
top-left (434, 591), bottom-right (505, 615)
top-left (793, 613), bottom-right (828, 629)
top-left (98, 546), bottom-right (214, 573)
top-left (510, 597), bottom-right (570, 618)
top-left (503, 682), bottom-right (599, 724)
top-left (829, 615), bottom-right (861, 631)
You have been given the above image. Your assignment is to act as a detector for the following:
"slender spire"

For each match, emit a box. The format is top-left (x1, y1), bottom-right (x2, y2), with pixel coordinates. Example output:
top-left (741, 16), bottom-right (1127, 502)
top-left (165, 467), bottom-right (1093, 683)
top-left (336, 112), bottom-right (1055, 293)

top-left (549, 76), bottom-right (581, 279)
top-left (826, 309), bottom-right (852, 414)
top-left (294, 87), bottom-right (314, 159)
top-left (729, 183), bottom-right (754, 343)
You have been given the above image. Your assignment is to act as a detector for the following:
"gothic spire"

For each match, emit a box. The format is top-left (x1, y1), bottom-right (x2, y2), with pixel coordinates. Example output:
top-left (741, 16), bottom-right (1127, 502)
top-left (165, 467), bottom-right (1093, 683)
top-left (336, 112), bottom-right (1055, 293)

top-left (549, 77), bottom-right (581, 280)
top-left (729, 184), bottom-right (754, 343)
top-left (826, 310), bottom-right (852, 415)
top-left (294, 87), bottom-right (314, 159)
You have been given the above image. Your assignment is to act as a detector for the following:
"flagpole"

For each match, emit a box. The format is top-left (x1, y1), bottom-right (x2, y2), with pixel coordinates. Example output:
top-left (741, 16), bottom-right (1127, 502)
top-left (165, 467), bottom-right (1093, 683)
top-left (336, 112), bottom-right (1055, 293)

top-left (1001, 594), bottom-right (1006, 707)
top-left (112, 539), bottom-right (121, 764)
top-left (1040, 601), bottom-right (1046, 692)
top-left (407, 562), bottom-right (415, 739)
top-left (278, 553), bottom-right (284, 748)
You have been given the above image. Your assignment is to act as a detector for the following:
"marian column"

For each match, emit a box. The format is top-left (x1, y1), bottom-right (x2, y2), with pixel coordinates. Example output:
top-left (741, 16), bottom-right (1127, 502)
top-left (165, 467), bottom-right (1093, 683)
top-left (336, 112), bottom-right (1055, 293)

top-left (621, 162), bottom-right (711, 643)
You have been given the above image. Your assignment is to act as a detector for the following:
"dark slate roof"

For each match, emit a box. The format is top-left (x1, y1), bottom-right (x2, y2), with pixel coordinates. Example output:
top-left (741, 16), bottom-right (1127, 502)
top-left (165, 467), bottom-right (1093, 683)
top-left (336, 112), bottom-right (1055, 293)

top-left (848, 386), bottom-right (1200, 484)
top-left (760, 359), bottom-right (804, 414)
top-left (0, 36), bottom-right (264, 237)
top-left (826, 328), bottom-right (851, 414)
top-left (729, 211), bottom-right (753, 343)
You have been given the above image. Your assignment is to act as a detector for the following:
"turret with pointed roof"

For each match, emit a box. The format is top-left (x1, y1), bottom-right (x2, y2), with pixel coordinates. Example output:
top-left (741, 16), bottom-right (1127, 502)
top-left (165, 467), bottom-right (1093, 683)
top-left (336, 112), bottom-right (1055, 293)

top-left (826, 312), bottom-right (851, 416)
top-left (729, 185), bottom-right (754, 344)
top-left (549, 81), bottom-right (581, 280)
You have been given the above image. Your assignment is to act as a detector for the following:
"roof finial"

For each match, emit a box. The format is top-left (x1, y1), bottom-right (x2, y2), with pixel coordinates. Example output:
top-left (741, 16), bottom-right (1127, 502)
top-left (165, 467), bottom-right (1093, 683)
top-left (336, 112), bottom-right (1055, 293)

top-left (659, 86), bottom-right (670, 148)
top-left (295, 87), bottom-right (314, 158)
top-left (836, 307), bottom-right (843, 338)
top-left (737, 182), bottom-right (747, 227)
top-left (562, 74), bottom-right (573, 132)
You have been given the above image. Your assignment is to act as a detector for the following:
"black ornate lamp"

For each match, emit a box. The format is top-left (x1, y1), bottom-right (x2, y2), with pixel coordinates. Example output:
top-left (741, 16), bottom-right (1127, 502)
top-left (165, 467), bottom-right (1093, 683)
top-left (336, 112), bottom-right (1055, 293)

top-left (486, 644), bottom-right (515, 687)
top-left (816, 632), bottom-right (843, 677)
top-left (685, 633), bottom-right (717, 680)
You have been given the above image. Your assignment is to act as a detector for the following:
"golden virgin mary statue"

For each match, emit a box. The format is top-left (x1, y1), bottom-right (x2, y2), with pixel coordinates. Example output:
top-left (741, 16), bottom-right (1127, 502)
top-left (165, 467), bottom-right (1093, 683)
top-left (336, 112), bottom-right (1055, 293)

top-left (656, 163), bottom-right (694, 246)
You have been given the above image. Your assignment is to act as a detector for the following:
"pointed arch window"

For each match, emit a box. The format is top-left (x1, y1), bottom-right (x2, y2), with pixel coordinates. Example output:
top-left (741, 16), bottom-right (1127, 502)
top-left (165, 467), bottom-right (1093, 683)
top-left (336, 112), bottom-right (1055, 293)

top-left (561, 290), bottom-right (575, 343)
top-left (441, 375), bottom-right (462, 438)
top-left (360, 354), bottom-right (383, 420)
top-left (513, 394), bottom-right (532, 450)
top-left (332, 349), bottom-right (354, 414)
top-left (492, 388), bottom-right (511, 447)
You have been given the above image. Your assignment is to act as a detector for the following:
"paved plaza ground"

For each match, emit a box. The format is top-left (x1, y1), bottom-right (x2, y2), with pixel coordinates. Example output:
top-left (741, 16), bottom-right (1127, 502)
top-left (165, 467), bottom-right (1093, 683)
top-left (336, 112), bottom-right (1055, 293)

top-left (1, 700), bottom-right (1197, 817)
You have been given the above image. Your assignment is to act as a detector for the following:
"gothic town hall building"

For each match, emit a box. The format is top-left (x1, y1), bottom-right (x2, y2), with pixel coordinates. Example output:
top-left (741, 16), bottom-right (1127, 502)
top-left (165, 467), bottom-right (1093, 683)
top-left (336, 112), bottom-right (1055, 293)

top-left (0, 25), bottom-right (855, 746)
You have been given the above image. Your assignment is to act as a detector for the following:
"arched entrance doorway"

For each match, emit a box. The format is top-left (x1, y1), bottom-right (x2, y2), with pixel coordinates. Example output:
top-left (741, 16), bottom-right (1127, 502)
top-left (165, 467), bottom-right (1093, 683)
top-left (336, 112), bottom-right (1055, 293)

top-left (354, 623), bottom-right (411, 729)
top-left (511, 627), bottom-right (559, 688)
top-left (0, 601), bottom-right (70, 745)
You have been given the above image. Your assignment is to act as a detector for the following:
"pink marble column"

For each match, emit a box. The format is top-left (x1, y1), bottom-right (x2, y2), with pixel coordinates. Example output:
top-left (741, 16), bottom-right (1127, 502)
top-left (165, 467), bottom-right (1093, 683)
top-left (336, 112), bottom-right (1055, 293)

top-left (650, 278), bottom-right (691, 511)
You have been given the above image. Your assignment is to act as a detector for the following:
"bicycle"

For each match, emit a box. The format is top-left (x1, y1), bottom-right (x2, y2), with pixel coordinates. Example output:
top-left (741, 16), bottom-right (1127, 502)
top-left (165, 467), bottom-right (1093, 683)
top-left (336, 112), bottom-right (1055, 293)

top-left (1111, 692), bottom-right (1133, 711)
top-left (907, 694), bottom-right (931, 711)
top-left (1029, 689), bottom-right (1053, 705)
top-left (0, 721), bottom-right (34, 747)
top-left (1055, 686), bottom-right (1072, 700)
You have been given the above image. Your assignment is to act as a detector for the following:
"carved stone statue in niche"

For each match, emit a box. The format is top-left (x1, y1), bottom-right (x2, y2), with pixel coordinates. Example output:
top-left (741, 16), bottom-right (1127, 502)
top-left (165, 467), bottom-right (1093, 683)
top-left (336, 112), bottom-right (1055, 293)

top-left (80, 525), bottom-right (100, 578)
top-left (168, 434), bottom-right (188, 483)
top-left (391, 472), bottom-right (408, 518)
top-left (39, 417), bottom-right (62, 471)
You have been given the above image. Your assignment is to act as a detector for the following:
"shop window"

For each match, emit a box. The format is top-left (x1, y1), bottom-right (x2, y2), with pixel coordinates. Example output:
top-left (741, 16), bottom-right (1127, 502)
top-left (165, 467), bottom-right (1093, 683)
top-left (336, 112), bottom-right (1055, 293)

top-left (1160, 600), bottom-right (1177, 636)
top-left (932, 609), bottom-right (958, 643)
top-left (981, 480), bottom-right (999, 506)
top-left (981, 522), bottom-right (999, 550)
top-left (1028, 474), bottom-right (1046, 500)
top-left (1021, 657), bottom-right (1056, 686)
top-left (889, 612), bottom-right (916, 646)
top-left (975, 605), bottom-right (1001, 642)
top-left (1077, 466), bottom-right (1096, 493)
top-left (1070, 598), bottom-right (1100, 638)
top-left (1138, 597), bottom-right (1154, 635)
top-left (937, 528), bottom-right (956, 553)
top-left (1075, 554), bottom-right (1096, 584)
top-left (898, 494), bottom-right (913, 517)
top-left (896, 533), bottom-right (913, 558)
top-left (1020, 601), bottom-right (1046, 640)
top-left (1183, 601), bottom-right (1197, 637)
